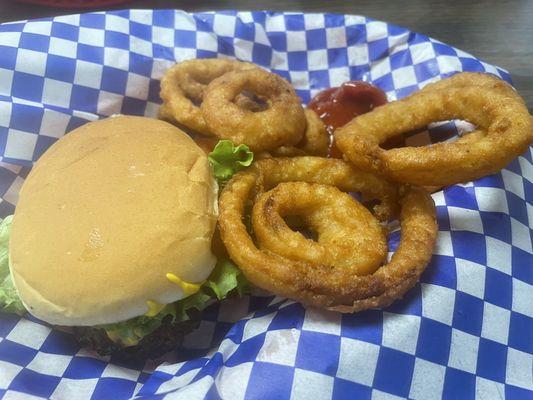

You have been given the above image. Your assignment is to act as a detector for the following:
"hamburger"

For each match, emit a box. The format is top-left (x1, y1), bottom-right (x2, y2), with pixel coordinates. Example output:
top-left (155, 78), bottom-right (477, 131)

top-left (0, 116), bottom-right (250, 360)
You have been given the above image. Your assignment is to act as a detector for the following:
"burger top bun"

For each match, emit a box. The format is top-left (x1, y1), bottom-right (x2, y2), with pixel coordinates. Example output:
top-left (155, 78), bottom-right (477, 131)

top-left (9, 116), bottom-right (218, 326)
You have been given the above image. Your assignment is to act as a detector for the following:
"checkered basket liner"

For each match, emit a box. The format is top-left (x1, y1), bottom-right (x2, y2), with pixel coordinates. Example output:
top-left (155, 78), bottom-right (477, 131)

top-left (0, 10), bottom-right (531, 400)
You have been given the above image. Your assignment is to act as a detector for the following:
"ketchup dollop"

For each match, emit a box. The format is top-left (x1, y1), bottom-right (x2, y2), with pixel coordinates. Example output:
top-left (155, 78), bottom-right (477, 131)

top-left (308, 81), bottom-right (387, 157)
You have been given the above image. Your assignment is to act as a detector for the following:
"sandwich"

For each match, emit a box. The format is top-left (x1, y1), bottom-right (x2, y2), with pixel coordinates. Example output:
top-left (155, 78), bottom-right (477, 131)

top-left (0, 116), bottom-right (252, 360)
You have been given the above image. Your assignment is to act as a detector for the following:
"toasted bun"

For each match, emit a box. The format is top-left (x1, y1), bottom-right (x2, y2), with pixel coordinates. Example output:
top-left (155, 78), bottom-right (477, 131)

top-left (9, 116), bottom-right (218, 326)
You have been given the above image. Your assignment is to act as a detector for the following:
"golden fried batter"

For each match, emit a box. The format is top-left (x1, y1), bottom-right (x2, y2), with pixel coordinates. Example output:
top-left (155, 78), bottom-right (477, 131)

top-left (335, 72), bottom-right (532, 186)
top-left (253, 182), bottom-right (387, 275)
top-left (159, 59), bottom-right (257, 136)
top-left (219, 157), bottom-right (437, 311)
top-left (201, 69), bottom-right (306, 152)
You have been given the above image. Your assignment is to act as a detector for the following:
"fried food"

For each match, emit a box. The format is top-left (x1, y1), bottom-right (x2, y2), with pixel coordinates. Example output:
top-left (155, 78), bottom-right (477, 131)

top-left (158, 60), bottom-right (529, 314)
top-left (218, 157), bottom-right (437, 311)
top-left (253, 182), bottom-right (388, 275)
top-left (160, 59), bottom-right (319, 156)
top-left (269, 109), bottom-right (329, 157)
top-left (298, 109), bottom-right (330, 155)
top-left (253, 157), bottom-right (400, 220)
top-left (335, 72), bottom-right (533, 186)
top-left (201, 69), bottom-right (306, 152)
top-left (159, 59), bottom-right (257, 136)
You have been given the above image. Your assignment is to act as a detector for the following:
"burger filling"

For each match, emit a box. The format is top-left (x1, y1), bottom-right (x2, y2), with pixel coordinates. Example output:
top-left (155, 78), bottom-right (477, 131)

top-left (95, 259), bottom-right (249, 347)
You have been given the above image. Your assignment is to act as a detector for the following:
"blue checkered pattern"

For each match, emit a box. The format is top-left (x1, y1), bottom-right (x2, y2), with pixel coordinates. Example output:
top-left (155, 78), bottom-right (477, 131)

top-left (0, 10), bottom-right (531, 400)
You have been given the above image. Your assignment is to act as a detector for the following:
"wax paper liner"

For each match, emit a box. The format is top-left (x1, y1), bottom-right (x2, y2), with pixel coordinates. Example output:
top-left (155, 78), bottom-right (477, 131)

top-left (0, 10), bottom-right (531, 400)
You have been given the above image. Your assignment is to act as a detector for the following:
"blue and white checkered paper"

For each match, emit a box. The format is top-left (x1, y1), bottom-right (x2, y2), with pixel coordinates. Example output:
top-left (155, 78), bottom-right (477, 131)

top-left (0, 9), bottom-right (531, 400)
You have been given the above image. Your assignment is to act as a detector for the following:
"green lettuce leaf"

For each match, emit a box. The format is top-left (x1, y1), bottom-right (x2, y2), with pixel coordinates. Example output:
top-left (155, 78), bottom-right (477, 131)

top-left (208, 140), bottom-right (253, 182)
top-left (102, 259), bottom-right (251, 346)
top-left (0, 216), bottom-right (26, 316)
top-left (206, 259), bottom-right (247, 300)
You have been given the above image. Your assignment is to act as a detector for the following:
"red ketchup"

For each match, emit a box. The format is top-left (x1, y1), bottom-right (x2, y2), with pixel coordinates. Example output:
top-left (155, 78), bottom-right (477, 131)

top-left (308, 81), bottom-right (387, 158)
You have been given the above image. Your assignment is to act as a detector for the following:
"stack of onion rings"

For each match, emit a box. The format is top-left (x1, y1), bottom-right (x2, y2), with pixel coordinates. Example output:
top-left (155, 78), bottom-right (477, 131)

top-left (262, 109), bottom-right (329, 158)
top-left (159, 58), bottom-right (328, 155)
top-left (159, 62), bottom-right (529, 313)
top-left (219, 157), bottom-right (437, 311)
top-left (335, 72), bottom-right (533, 186)
top-left (274, 109), bottom-right (329, 156)
top-left (159, 59), bottom-right (258, 135)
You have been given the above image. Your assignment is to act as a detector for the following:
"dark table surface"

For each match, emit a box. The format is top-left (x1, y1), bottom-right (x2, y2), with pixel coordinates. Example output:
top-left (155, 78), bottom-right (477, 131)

top-left (1, 0), bottom-right (532, 108)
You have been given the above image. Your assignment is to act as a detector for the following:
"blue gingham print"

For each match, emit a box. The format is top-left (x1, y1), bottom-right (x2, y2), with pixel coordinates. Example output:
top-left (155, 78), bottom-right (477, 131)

top-left (0, 10), bottom-right (531, 400)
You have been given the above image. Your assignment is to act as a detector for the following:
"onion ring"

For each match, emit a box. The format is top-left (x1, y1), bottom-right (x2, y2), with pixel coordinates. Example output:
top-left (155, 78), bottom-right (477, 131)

top-left (190, 110), bottom-right (327, 158)
top-left (298, 109), bottom-right (330, 156)
top-left (159, 59), bottom-right (257, 136)
top-left (253, 182), bottom-right (388, 275)
top-left (335, 72), bottom-right (533, 186)
top-left (421, 72), bottom-right (524, 146)
top-left (218, 157), bottom-right (437, 311)
top-left (269, 109), bottom-right (329, 157)
top-left (201, 69), bottom-right (306, 152)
